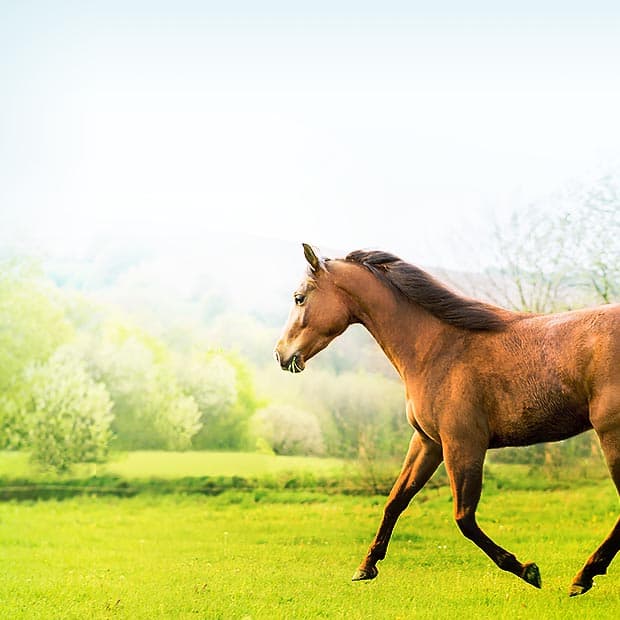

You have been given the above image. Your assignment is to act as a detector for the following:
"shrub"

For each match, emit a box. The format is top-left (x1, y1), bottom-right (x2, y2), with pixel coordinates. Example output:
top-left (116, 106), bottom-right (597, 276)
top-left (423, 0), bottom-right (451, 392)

top-left (24, 347), bottom-right (113, 471)
top-left (252, 404), bottom-right (325, 456)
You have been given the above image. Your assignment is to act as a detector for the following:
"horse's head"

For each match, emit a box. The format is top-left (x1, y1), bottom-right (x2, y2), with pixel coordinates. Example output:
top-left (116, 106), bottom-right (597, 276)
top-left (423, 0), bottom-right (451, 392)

top-left (274, 244), bottom-right (353, 373)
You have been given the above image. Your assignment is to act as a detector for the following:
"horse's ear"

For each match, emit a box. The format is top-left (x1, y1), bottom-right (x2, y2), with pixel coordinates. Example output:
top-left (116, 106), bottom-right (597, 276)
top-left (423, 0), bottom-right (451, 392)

top-left (302, 243), bottom-right (323, 272)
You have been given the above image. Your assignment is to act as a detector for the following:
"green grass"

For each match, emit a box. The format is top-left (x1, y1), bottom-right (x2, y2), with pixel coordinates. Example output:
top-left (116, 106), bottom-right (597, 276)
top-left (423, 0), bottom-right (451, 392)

top-left (0, 450), bottom-right (347, 480)
top-left (105, 450), bottom-right (347, 478)
top-left (1, 449), bottom-right (608, 488)
top-left (1, 483), bottom-right (618, 619)
top-left (0, 450), bottom-right (378, 500)
top-left (0, 450), bottom-right (616, 616)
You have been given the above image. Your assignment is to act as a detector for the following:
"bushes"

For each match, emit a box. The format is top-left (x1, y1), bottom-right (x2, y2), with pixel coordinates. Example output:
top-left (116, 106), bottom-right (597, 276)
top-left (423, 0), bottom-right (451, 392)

top-left (83, 323), bottom-right (258, 452)
top-left (84, 325), bottom-right (202, 450)
top-left (184, 351), bottom-right (258, 450)
top-left (0, 259), bottom-right (74, 449)
top-left (252, 405), bottom-right (325, 456)
top-left (24, 347), bottom-right (113, 471)
top-left (263, 368), bottom-right (410, 460)
top-left (0, 258), bottom-right (261, 467)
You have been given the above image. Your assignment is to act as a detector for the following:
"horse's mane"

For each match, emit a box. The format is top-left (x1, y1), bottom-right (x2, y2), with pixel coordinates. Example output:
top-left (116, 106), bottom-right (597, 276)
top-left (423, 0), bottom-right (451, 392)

top-left (345, 250), bottom-right (510, 332)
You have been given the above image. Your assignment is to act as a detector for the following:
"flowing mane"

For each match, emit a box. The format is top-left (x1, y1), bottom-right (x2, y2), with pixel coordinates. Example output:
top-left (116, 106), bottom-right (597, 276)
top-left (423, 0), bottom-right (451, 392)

top-left (345, 250), bottom-right (510, 332)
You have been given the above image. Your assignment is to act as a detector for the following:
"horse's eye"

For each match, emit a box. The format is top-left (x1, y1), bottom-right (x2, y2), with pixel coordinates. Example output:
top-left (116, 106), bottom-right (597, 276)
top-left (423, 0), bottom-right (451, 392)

top-left (294, 293), bottom-right (306, 306)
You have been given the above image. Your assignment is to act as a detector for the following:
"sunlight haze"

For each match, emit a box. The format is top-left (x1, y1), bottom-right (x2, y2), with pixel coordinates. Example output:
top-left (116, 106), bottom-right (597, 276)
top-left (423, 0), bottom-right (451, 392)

top-left (2, 2), bottom-right (620, 270)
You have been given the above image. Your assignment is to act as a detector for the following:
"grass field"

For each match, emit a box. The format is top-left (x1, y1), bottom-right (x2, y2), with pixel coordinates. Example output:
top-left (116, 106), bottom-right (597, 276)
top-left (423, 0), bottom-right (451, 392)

top-left (1, 479), bottom-right (618, 619)
top-left (0, 450), bottom-right (609, 490)
top-left (0, 451), bottom-right (348, 480)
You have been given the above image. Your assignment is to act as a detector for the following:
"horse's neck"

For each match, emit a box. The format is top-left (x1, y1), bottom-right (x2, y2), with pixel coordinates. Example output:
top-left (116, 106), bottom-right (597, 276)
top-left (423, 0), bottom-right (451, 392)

top-left (333, 264), bottom-right (444, 379)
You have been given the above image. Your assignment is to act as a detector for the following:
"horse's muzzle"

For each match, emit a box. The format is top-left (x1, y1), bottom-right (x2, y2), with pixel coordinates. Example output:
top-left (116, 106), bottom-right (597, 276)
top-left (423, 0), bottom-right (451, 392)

top-left (274, 349), bottom-right (305, 373)
top-left (286, 353), bottom-right (305, 373)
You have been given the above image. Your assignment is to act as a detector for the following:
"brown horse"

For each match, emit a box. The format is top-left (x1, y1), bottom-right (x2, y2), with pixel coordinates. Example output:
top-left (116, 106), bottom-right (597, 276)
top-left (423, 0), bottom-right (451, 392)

top-left (274, 243), bottom-right (620, 596)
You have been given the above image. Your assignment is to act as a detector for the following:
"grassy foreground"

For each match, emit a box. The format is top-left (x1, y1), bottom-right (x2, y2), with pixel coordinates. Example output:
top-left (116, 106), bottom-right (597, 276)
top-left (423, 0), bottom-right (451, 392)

top-left (1, 482), bottom-right (618, 619)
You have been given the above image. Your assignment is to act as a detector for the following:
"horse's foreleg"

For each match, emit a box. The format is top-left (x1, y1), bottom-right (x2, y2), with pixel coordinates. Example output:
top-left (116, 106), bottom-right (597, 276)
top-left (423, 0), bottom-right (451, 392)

top-left (352, 432), bottom-right (442, 581)
top-left (570, 427), bottom-right (620, 596)
top-left (444, 446), bottom-right (542, 589)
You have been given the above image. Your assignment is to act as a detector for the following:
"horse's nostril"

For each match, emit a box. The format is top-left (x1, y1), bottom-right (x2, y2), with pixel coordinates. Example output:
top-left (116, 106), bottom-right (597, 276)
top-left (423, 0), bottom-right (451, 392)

top-left (273, 349), bottom-right (281, 364)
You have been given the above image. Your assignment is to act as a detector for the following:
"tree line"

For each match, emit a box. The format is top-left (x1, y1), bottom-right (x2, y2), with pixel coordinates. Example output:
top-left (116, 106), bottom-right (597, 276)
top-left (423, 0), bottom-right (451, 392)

top-left (0, 258), bottom-right (410, 470)
top-left (1, 171), bottom-right (618, 472)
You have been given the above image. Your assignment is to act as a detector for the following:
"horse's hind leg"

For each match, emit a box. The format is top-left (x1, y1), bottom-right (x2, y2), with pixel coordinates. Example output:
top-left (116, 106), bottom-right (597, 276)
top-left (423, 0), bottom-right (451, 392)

top-left (352, 431), bottom-right (443, 581)
top-left (569, 426), bottom-right (620, 596)
top-left (444, 443), bottom-right (542, 588)
top-left (570, 518), bottom-right (620, 596)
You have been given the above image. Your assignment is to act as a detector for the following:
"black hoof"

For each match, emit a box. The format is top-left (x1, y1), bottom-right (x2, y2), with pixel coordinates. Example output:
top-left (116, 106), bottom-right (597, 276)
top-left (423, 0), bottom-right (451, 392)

top-left (521, 563), bottom-right (542, 589)
top-left (568, 581), bottom-right (592, 597)
top-left (352, 566), bottom-right (378, 581)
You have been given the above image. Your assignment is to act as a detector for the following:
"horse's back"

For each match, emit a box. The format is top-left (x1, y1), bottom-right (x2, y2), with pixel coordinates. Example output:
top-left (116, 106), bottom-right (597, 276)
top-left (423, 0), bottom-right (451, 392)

top-left (477, 303), bottom-right (619, 447)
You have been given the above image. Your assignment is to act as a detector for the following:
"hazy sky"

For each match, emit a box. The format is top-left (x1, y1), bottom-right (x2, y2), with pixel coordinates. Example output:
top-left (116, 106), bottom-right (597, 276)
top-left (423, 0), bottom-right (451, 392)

top-left (2, 1), bottom-right (620, 269)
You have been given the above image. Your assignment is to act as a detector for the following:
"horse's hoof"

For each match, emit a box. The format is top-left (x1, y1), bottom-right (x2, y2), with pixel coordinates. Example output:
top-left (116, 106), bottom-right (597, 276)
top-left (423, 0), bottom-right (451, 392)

top-left (521, 563), bottom-right (542, 589)
top-left (352, 566), bottom-right (378, 581)
top-left (568, 581), bottom-right (592, 597)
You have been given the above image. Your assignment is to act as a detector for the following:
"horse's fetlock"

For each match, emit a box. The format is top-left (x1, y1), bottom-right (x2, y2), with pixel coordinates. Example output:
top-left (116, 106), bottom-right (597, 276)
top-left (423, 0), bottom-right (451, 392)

top-left (496, 551), bottom-right (517, 571)
top-left (368, 544), bottom-right (386, 562)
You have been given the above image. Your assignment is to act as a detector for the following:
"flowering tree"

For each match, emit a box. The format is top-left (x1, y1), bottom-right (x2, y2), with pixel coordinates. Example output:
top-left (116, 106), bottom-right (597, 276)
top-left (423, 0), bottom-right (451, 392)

top-left (86, 324), bottom-right (201, 450)
top-left (25, 347), bottom-right (113, 471)
top-left (252, 404), bottom-right (325, 456)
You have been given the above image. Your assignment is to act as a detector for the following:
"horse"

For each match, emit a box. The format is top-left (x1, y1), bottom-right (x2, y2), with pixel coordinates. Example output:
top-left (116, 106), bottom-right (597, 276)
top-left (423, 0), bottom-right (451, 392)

top-left (274, 243), bottom-right (620, 596)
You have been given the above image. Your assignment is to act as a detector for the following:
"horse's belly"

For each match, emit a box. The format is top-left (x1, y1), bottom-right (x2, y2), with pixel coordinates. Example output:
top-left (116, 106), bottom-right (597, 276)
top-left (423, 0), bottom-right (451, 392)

top-left (489, 404), bottom-right (592, 448)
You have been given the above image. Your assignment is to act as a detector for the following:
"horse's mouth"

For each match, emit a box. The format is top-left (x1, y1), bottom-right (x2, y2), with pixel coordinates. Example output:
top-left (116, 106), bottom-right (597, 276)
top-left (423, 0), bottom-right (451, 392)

top-left (273, 348), bottom-right (306, 373)
top-left (287, 354), bottom-right (305, 373)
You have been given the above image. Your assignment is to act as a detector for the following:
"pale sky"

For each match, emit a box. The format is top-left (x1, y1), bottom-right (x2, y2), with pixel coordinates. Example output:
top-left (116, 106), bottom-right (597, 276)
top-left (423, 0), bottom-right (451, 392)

top-left (2, 1), bottom-right (620, 270)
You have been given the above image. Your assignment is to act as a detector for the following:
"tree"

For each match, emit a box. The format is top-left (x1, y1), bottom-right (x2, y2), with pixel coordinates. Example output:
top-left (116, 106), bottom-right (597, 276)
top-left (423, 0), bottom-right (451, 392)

top-left (181, 350), bottom-right (260, 450)
top-left (0, 258), bottom-right (73, 448)
top-left (484, 171), bottom-right (620, 312)
top-left (84, 321), bottom-right (202, 450)
top-left (484, 206), bottom-right (576, 313)
top-left (252, 404), bottom-right (325, 456)
top-left (285, 369), bottom-right (408, 459)
top-left (24, 347), bottom-right (113, 471)
top-left (569, 173), bottom-right (620, 303)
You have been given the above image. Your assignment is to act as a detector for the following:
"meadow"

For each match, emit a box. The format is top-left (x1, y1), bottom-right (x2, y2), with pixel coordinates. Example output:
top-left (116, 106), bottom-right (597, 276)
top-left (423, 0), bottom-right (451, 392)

top-left (0, 453), bottom-right (618, 619)
top-left (0, 451), bottom-right (347, 481)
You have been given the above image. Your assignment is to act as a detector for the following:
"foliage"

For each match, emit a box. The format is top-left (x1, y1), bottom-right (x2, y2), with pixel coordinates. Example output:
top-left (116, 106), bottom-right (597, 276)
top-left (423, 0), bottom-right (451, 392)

top-left (2, 169), bottom-right (619, 470)
top-left (487, 206), bottom-right (575, 312)
top-left (1, 255), bottom-right (263, 458)
top-left (0, 258), bottom-right (74, 447)
top-left (252, 404), bottom-right (325, 456)
top-left (300, 370), bottom-right (408, 459)
top-left (569, 173), bottom-right (620, 303)
top-left (85, 322), bottom-right (202, 450)
top-left (486, 171), bottom-right (620, 312)
top-left (0, 259), bottom-right (73, 388)
top-left (23, 347), bottom-right (113, 471)
top-left (180, 350), bottom-right (256, 450)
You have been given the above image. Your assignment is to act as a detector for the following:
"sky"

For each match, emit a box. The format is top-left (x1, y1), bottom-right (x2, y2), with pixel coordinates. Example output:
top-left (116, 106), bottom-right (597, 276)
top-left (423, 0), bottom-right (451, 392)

top-left (2, 1), bottom-right (620, 271)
